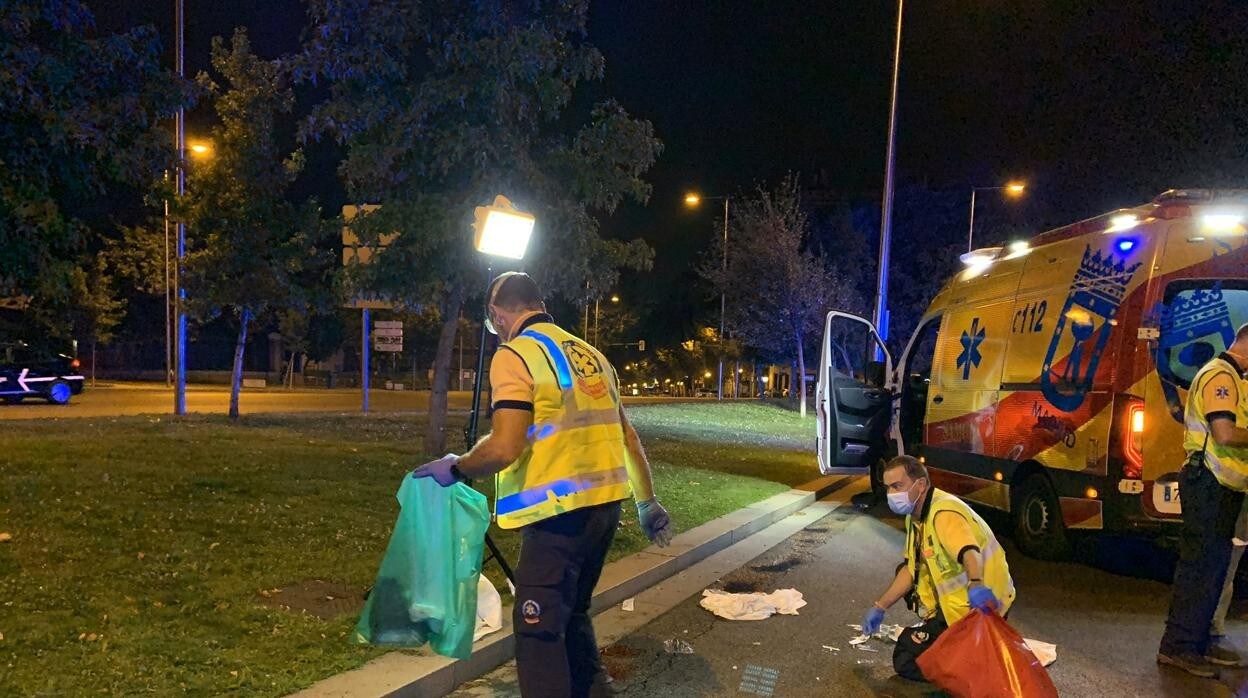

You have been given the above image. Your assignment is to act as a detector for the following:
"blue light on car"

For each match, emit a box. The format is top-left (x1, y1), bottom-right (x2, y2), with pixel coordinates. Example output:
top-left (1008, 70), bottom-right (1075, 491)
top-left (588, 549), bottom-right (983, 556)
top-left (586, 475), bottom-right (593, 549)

top-left (1116, 238), bottom-right (1137, 253)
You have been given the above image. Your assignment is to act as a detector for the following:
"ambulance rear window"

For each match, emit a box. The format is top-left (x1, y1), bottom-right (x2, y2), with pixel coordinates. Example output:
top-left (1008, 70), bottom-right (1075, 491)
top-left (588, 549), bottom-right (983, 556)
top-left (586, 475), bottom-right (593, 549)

top-left (1158, 280), bottom-right (1248, 389)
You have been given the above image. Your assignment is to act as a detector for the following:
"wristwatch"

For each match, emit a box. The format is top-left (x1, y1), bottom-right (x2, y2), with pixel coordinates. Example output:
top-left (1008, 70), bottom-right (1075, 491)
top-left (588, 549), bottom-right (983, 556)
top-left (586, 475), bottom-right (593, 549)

top-left (449, 461), bottom-right (469, 483)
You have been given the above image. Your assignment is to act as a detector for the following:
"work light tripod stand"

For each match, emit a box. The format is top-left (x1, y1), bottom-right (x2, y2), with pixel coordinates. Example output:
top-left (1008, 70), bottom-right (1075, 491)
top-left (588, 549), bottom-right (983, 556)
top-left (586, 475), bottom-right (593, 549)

top-left (465, 267), bottom-right (516, 587)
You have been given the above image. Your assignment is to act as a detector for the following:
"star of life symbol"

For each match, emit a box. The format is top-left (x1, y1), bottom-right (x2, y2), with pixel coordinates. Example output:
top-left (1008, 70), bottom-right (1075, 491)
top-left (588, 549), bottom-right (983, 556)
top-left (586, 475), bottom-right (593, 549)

top-left (1217, 386), bottom-right (1231, 400)
top-left (957, 318), bottom-right (985, 380)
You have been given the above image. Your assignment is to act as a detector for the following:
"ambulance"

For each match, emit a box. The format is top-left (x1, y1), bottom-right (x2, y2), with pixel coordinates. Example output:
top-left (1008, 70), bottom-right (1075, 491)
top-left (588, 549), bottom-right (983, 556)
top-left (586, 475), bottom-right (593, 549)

top-left (816, 189), bottom-right (1248, 559)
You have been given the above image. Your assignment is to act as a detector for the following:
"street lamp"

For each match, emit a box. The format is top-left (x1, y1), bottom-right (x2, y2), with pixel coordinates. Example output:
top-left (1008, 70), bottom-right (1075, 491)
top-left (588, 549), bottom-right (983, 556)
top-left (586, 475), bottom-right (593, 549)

top-left (967, 181), bottom-right (1026, 252)
top-left (685, 191), bottom-right (731, 400)
top-left (874, 0), bottom-right (905, 352)
top-left (592, 292), bottom-right (620, 346)
top-left (188, 141), bottom-right (213, 158)
top-left (165, 139), bottom-right (213, 390)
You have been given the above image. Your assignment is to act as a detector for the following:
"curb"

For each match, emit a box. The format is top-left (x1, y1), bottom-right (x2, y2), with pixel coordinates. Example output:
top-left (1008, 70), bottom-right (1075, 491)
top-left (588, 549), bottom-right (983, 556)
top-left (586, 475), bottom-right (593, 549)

top-left (292, 474), bottom-right (851, 698)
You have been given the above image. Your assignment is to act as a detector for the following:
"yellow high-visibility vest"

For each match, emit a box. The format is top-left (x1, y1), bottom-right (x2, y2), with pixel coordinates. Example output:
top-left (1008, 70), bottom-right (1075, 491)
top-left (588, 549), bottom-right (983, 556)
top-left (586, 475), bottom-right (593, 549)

top-left (494, 322), bottom-right (631, 529)
top-left (1183, 356), bottom-right (1248, 492)
top-left (905, 489), bottom-right (1016, 625)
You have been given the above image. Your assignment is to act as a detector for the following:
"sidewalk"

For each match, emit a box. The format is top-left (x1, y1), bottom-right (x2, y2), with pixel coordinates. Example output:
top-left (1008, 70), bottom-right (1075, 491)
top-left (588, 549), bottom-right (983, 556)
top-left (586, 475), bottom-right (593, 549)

top-left (291, 474), bottom-right (860, 697)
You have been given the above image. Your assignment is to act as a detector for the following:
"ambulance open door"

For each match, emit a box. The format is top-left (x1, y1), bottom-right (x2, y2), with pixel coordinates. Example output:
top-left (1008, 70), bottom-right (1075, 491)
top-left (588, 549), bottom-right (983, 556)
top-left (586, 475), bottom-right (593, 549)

top-left (816, 311), bottom-right (894, 475)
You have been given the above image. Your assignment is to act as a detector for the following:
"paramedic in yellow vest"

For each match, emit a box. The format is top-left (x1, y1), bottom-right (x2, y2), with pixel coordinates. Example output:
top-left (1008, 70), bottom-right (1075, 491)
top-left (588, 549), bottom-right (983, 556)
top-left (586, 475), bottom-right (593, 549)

top-left (414, 272), bottom-right (673, 698)
top-left (859, 455), bottom-right (1016, 682)
top-left (1158, 323), bottom-right (1248, 679)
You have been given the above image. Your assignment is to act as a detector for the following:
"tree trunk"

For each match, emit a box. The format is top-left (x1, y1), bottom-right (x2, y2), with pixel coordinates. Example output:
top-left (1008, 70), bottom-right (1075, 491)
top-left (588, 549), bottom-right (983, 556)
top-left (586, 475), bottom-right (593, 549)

top-left (229, 308), bottom-right (252, 421)
top-left (795, 331), bottom-right (807, 418)
top-left (426, 285), bottom-right (466, 455)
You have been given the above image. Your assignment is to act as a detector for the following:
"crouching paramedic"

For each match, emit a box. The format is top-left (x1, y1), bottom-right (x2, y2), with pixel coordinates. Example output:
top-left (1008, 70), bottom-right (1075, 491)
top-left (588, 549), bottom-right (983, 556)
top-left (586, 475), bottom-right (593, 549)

top-left (414, 272), bottom-right (673, 697)
top-left (859, 455), bottom-right (1016, 681)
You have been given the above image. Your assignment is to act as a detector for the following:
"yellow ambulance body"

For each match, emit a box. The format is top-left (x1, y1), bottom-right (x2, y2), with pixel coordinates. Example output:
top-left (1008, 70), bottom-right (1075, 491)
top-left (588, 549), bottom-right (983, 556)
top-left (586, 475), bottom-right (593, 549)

top-left (817, 189), bottom-right (1248, 558)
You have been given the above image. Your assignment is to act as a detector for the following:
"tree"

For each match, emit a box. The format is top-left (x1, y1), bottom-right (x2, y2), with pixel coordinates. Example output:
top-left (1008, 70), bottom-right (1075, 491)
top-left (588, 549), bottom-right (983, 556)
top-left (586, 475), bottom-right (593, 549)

top-left (702, 176), bottom-right (862, 417)
top-left (185, 29), bottom-right (321, 419)
top-left (0, 1), bottom-right (188, 315)
top-left (295, 0), bottom-right (661, 452)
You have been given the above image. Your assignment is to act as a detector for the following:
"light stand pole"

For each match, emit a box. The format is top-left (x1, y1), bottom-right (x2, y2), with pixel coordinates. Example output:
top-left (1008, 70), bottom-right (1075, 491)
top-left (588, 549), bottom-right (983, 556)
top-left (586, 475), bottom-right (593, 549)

top-left (466, 195), bottom-right (536, 586)
top-left (174, 0), bottom-right (187, 415)
top-left (873, 0), bottom-right (904, 351)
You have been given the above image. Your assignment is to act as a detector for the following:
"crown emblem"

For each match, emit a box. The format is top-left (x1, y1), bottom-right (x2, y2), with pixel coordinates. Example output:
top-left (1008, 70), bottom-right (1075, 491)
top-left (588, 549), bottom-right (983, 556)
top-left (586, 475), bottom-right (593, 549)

top-left (1069, 248), bottom-right (1142, 313)
top-left (1158, 283), bottom-right (1233, 349)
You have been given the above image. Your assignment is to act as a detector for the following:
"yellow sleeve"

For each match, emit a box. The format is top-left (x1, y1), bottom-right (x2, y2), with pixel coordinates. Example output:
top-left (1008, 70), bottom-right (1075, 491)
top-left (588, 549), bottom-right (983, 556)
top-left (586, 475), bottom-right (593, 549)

top-left (1201, 370), bottom-right (1240, 423)
top-left (933, 511), bottom-right (980, 564)
top-left (489, 347), bottom-right (534, 410)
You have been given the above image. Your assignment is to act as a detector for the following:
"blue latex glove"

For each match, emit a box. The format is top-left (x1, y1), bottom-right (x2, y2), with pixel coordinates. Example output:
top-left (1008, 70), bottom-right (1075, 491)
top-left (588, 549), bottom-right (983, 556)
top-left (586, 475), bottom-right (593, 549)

top-left (637, 498), bottom-right (673, 547)
top-left (412, 454), bottom-right (462, 487)
top-left (968, 583), bottom-right (1000, 613)
top-left (862, 606), bottom-right (885, 636)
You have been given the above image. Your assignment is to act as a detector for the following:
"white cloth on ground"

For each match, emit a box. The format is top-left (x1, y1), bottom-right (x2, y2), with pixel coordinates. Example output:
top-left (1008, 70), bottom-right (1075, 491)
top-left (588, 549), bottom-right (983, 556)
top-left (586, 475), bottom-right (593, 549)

top-left (473, 576), bottom-right (503, 641)
top-left (699, 588), bottom-right (806, 621)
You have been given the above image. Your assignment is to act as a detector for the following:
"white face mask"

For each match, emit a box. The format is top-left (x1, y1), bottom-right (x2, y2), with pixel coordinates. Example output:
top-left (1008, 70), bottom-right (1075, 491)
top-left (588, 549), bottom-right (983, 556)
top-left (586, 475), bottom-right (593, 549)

top-left (887, 479), bottom-right (922, 515)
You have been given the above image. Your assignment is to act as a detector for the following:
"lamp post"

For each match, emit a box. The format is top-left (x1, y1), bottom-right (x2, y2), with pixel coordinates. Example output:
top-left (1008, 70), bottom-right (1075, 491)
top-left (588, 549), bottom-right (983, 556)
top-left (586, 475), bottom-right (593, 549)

top-left (684, 192), bottom-right (730, 400)
top-left (592, 293), bottom-right (619, 346)
top-left (173, 0), bottom-right (186, 414)
top-left (967, 182), bottom-right (1026, 252)
top-left (874, 0), bottom-right (904, 350)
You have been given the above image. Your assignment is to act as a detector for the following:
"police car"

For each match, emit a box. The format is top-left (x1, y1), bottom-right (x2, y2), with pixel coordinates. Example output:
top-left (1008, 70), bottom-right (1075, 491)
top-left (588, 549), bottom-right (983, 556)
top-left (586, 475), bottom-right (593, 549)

top-left (0, 341), bottom-right (85, 405)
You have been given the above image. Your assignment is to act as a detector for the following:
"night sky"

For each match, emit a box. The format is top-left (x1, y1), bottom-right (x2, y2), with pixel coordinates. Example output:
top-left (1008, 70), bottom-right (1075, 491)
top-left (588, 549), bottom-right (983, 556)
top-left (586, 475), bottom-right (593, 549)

top-left (94, 1), bottom-right (1248, 345)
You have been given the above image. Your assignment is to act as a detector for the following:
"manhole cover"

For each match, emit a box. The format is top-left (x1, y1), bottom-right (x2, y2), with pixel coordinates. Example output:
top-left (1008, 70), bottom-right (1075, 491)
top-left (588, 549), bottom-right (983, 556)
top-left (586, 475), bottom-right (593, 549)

top-left (257, 579), bottom-right (364, 620)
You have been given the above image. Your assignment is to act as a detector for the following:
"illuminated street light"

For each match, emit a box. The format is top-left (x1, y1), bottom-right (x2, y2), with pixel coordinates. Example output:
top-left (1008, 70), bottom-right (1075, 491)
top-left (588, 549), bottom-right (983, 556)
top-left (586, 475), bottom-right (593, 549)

top-left (188, 141), bottom-right (213, 158)
top-left (611, 294), bottom-right (620, 303)
top-left (968, 181), bottom-right (1028, 252)
top-left (684, 190), bottom-right (732, 400)
top-left (473, 195), bottom-right (536, 260)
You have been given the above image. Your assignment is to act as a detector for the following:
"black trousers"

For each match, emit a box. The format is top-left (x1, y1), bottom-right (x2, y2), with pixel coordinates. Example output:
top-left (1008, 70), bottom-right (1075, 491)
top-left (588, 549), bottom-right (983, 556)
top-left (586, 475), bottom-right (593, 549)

top-left (1160, 462), bottom-right (1245, 656)
top-left (514, 500), bottom-right (622, 698)
top-left (893, 614), bottom-right (949, 681)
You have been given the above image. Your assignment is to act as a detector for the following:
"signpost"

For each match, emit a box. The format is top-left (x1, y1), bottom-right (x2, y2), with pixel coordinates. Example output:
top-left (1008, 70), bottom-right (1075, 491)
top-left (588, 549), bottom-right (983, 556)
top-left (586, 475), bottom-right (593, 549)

top-left (342, 205), bottom-right (396, 413)
top-left (374, 321), bottom-right (403, 352)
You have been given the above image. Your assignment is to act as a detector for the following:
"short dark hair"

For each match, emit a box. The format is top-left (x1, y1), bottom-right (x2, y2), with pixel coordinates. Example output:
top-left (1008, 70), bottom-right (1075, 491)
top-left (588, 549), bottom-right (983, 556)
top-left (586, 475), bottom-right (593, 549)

top-left (488, 272), bottom-right (543, 312)
top-left (1237, 323), bottom-right (1248, 343)
top-left (883, 455), bottom-right (928, 482)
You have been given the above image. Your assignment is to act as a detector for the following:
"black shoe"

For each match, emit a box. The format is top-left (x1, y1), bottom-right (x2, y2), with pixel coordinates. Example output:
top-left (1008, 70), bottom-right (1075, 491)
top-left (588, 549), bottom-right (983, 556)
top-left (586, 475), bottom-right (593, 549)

top-left (1205, 644), bottom-right (1245, 667)
top-left (1157, 652), bottom-right (1219, 678)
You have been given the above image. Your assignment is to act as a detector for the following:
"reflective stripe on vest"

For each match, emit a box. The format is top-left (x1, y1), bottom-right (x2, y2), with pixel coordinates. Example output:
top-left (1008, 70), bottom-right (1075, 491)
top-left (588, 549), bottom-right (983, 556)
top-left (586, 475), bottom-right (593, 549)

top-left (1184, 358), bottom-right (1248, 492)
top-left (495, 466), bottom-right (630, 517)
top-left (520, 330), bottom-right (574, 391)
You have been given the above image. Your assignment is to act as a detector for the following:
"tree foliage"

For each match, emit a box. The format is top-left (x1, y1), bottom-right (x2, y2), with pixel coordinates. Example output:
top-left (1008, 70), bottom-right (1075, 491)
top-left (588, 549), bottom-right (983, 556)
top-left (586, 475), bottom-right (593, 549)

top-left (295, 0), bottom-right (662, 452)
top-left (185, 29), bottom-right (327, 418)
top-left (0, 0), bottom-right (188, 311)
top-left (702, 175), bottom-right (863, 415)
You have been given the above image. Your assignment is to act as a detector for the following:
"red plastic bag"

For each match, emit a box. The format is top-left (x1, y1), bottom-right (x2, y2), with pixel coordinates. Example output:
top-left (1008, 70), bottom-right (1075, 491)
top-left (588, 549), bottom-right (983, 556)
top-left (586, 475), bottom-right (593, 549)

top-left (916, 609), bottom-right (1058, 698)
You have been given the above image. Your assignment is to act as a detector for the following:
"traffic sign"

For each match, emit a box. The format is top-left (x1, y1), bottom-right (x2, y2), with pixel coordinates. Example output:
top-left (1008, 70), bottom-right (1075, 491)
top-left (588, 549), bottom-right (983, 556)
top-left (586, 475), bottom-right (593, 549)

top-left (374, 335), bottom-right (403, 352)
top-left (373, 327), bottom-right (403, 337)
top-left (374, 320), bottom-right (403, 329)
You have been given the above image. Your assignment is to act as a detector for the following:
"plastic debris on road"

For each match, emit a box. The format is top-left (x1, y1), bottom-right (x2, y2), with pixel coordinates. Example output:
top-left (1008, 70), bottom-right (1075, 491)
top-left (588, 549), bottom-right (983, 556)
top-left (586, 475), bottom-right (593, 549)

top-left (738, 665), bottom-right (780, 697)
top-left (663, 638), bottom-right (695, 654)
top-left (699, 588), bottom-right (806, 621)
top-left (848, 634), bottom-right (871, 645)
top-left (1024, 638), bottom-right (1058, 667)
top-left (622, 598), bottom-right (635, 612)
top-left (822, 645), bottom-right (840, 652)
top-left (854, 644), bottom-right (879, 653)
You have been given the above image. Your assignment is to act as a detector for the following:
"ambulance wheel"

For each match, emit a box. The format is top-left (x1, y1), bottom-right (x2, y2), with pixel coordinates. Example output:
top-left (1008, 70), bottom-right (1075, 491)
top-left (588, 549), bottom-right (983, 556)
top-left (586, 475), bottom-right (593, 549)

top-left (45, 380), bottom-right (72, 405)
top-left (1013, 474), bottom-right (1070, 560)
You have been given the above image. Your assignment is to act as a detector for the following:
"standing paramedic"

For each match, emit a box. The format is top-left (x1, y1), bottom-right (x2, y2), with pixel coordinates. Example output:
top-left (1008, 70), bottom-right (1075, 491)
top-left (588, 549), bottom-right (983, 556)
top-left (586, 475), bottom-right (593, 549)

top-left (1158, 324), bottom-right (1248, 678)
top-left (859, 455), bottom-right (1016, 681)
top-left (414, 272), bottom-right (673, 697)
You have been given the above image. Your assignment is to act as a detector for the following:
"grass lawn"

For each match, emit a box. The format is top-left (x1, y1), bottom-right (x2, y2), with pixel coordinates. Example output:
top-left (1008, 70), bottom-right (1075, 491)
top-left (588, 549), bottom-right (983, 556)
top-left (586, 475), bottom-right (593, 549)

top-left (0, 402), bottom-right (817, 696)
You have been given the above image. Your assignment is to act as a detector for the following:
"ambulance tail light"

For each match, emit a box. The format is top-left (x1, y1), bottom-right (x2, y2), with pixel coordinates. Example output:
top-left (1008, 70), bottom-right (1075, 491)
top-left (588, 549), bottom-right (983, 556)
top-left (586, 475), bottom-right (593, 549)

top-left (1124, 400), bottom-right (1146, 479)
top-left (69, 358), bottom-right (80, 369)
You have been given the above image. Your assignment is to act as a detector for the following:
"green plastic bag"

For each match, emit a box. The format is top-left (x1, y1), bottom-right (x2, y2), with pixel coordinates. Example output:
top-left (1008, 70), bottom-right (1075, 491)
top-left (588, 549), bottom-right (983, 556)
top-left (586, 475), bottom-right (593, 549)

top-left (354, 475), bottom-right (489, 659)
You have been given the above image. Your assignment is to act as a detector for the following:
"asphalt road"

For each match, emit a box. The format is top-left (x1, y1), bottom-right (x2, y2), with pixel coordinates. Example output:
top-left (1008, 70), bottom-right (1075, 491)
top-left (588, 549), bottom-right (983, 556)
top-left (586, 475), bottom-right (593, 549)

top-left (457, 493), bottom-right (1245, 697)
top-left (0, 383), bottom-right (694, 419)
